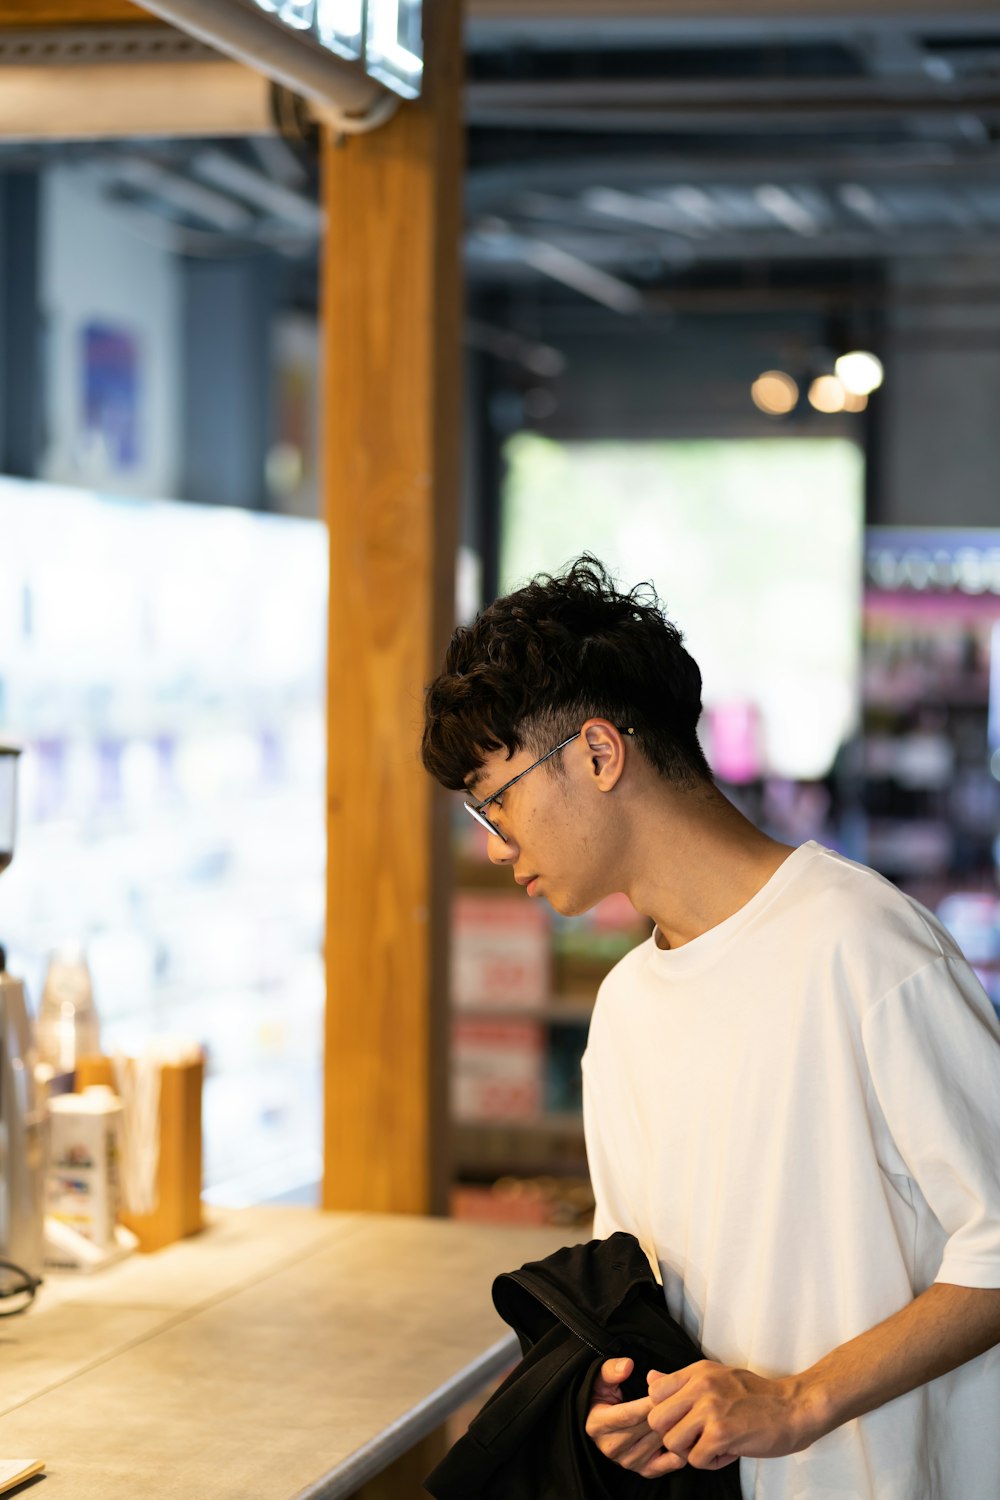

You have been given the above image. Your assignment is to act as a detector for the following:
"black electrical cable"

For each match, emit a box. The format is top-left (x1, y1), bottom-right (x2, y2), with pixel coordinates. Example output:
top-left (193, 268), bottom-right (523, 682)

top-left (0, 1258), bottom-right (42, 1316)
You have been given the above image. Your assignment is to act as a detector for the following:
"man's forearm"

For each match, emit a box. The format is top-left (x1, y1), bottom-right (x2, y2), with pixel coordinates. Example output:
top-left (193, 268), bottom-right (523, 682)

top-left (793, 1281), bottom-right (1000, 1441)
top-left (647, 1281), bottom-right (1000, 1469)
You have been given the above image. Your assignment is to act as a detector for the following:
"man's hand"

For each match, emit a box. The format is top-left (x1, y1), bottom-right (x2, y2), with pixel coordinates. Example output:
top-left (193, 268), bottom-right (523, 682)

top-left (646, 1361), bottom-right (824, 1470)
top-left (641, 1284), bottom-right (1000, 1472)
top-left (585, 1356), bottom-right (688, 1479)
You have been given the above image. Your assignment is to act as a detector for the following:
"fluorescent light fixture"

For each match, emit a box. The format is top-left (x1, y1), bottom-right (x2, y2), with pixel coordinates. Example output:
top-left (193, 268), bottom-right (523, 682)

top-left (136, 1), bottom-right (380, 115)
top-left (249, 0), bottom-right (421, 96)
top-left (514, 237), bottom-right (643, 315)
top-left (251, 0), bottom-right (314, 23)
top-left (192, 149), bottom-right (323, 233)
top-left (365, 0), bottom-right (423, 100)
top-left (315, 0), bottom-right (364, 59)
top-left (755, 184), bottom-right (820, 237)
top-left (583, 187), bottom-right (693, 235)
top-left (276, 0), bottom-right (316, 28)
top-left (839, 183), bottom-right (893, 231)
top-left (668, 186), bottom-right (717, 230)
top-left (105, 158), bottom-right (256, 232)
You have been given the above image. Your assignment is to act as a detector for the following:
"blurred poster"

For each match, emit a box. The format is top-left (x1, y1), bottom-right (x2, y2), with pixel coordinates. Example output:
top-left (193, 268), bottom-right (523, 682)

top-left (82, 323), bottom-right (140, 471)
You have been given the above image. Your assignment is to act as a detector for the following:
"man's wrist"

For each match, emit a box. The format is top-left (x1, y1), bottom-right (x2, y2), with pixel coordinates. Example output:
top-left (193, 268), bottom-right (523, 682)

top-left (779, 1370), bottom-right (840, 1449)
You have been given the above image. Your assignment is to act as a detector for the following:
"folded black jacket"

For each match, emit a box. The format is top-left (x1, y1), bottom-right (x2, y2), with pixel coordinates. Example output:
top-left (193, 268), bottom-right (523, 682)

top-left (424, 1231), bottom-right (742, 1499)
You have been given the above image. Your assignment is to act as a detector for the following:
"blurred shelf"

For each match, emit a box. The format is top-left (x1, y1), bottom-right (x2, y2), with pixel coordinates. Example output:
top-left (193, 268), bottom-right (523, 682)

top-left (452, 856), bottom-right (512, 890)
top-left (453, 1115), bottom-right (588, 1178)
top-left (456, 1112), bottom-right (583, 1135)
top-left (453, 1002), bottom-right (593, 1025)
top-left (862, 683), bottom-right (989, 709)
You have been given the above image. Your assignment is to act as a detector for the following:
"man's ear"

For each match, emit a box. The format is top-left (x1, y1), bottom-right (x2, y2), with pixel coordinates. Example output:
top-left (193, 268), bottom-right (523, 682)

top-left (581, 720), bottom-right (627, 790)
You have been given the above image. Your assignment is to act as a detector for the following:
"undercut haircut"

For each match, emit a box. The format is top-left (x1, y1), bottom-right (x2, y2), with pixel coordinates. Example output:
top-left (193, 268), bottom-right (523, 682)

top-left (422, 554), bottom-right (714, 793)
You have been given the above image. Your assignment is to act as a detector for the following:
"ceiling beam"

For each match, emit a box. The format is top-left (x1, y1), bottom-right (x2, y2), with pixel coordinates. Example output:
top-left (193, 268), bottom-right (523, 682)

top-left (468, 79), bottom-right (1000, 112)
top-left (466, 147), bottom-right (1000, 200)
top-left (0, 3), bottom-right (152, 22)
top-left (467, 227), bottom-right (1000, 272)
top-left (467, 0), bottom-right (1000, 24)
top-left (0, 60), bottom-right (274, 138)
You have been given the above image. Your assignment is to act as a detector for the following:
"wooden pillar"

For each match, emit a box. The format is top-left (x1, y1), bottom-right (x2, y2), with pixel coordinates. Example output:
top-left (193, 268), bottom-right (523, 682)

top-left (321, 1), bottom-right (463, 1215)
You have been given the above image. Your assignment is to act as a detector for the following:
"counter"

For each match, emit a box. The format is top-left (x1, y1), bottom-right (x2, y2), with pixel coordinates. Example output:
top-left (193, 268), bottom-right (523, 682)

top-left (0, 1207), bottom-right (571, 1498)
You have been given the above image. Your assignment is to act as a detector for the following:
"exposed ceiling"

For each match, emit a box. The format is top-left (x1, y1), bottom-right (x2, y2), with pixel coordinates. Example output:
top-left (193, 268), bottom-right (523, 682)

top-left (2, 6), bottom-right (1000, 317)
top-left (462, 8), bottom-right (1000, 308)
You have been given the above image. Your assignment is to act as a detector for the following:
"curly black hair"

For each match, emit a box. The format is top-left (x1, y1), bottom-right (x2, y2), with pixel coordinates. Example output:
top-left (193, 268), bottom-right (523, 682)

top-left (422, 554), bottom-right (713, 792)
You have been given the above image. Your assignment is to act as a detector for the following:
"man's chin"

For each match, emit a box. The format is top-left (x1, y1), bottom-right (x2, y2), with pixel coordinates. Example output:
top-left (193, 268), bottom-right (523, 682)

top-left (548, 890), bottom-right (595, 918)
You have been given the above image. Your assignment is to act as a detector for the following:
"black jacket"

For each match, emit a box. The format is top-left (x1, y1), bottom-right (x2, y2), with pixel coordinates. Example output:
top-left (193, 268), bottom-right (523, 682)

top-left (424, 1232), bottom-right (741, 1499)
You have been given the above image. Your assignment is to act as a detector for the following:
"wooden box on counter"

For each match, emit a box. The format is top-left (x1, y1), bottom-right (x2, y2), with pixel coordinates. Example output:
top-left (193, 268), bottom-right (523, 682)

top-left (76, 1053), bottom-right (204, 1253)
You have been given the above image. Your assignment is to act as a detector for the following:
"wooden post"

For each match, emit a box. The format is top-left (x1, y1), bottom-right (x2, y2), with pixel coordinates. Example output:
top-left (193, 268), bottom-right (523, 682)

top-left (321, 0), bottom-right (463, 1215)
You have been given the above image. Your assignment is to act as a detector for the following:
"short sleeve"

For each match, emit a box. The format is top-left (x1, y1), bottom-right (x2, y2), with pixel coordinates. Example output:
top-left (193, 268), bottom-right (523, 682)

top-left (862, 956), bottom-right (1000, 1288)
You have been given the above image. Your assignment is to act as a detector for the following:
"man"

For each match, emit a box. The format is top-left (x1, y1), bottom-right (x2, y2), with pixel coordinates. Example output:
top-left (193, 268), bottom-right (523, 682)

top-left (421, 555), bottom-right (1000, 1499)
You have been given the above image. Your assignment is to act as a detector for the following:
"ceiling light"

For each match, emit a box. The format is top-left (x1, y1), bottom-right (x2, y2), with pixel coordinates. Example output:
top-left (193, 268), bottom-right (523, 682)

top-left (835, 350), bottom-right (884, 396)
top-left (316, 0), bottom-right (364, 59)
top-left (838, 184), bottom-right (893, 231)
top-left (253, 0), bottom-right (313, 28)
top-left (754, 184), bottom-right (820, 237)
top-left (808, 375), bottom-right (846, 414)
top-left (750, 370), bottom-right (798, 416)
top-left (192, 150), bottom-right (323, 233)
top-left (137, 0), bottom-right (387, 116)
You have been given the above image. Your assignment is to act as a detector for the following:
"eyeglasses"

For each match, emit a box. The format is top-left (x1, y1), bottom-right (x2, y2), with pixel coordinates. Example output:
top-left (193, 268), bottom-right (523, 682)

top-left (0, 1257), bottom-right (41, 1318)
top-left (464, 726), bottom-right (634, 844)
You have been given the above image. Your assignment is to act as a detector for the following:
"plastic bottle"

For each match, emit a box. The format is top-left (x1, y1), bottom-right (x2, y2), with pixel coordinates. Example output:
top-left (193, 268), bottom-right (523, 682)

top-left (34, 944), bottom-right (101, 1077)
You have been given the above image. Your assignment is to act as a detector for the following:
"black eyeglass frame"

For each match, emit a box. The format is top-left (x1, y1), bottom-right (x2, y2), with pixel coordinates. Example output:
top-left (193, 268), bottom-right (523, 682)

top-left (463, 726), bottom-right (635, 844)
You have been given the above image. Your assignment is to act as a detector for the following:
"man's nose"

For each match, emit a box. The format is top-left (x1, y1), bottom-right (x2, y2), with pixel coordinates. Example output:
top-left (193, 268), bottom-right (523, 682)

top-left (487, 829), bottom-right (515, 864)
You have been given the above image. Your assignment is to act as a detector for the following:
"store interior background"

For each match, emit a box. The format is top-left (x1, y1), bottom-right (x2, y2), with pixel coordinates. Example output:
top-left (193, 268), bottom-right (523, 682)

top-left (3, 2), bottom-right (1000, 1225)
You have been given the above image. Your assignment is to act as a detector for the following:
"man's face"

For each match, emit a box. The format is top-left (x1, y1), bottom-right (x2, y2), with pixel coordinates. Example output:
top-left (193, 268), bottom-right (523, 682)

top-left (466, 735), bottom-right (615, 916)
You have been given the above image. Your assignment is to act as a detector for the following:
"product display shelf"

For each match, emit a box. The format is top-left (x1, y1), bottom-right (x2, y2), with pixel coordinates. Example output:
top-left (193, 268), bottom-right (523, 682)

top-left (457, 1000), bottom-right (595, 1025)
top-left (452, 1118), bottom-right (591, 1180)
top-left (853, 591), bottom-right (1000, 892)
top-left (449, 839), bottom-right (646, 1200)
top-left (845, 566), bottom-right (1000, 1016)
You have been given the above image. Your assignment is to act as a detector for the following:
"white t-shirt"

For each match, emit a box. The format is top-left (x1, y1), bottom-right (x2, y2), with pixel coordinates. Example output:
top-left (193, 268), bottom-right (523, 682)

top-left (582, 839), bottom-right (1000, 1500)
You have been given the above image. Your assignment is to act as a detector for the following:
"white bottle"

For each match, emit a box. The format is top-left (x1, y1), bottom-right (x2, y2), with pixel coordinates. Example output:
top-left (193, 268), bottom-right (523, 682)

top-left (46, 1086), bottom-right (121, 1250)
top-left (35, 945), bottom-right (100, 1076)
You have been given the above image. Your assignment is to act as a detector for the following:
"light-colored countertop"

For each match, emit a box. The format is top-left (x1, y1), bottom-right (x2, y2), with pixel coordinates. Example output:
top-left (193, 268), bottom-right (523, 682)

top-left (0, 1207), bottom-right (572, 1499)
